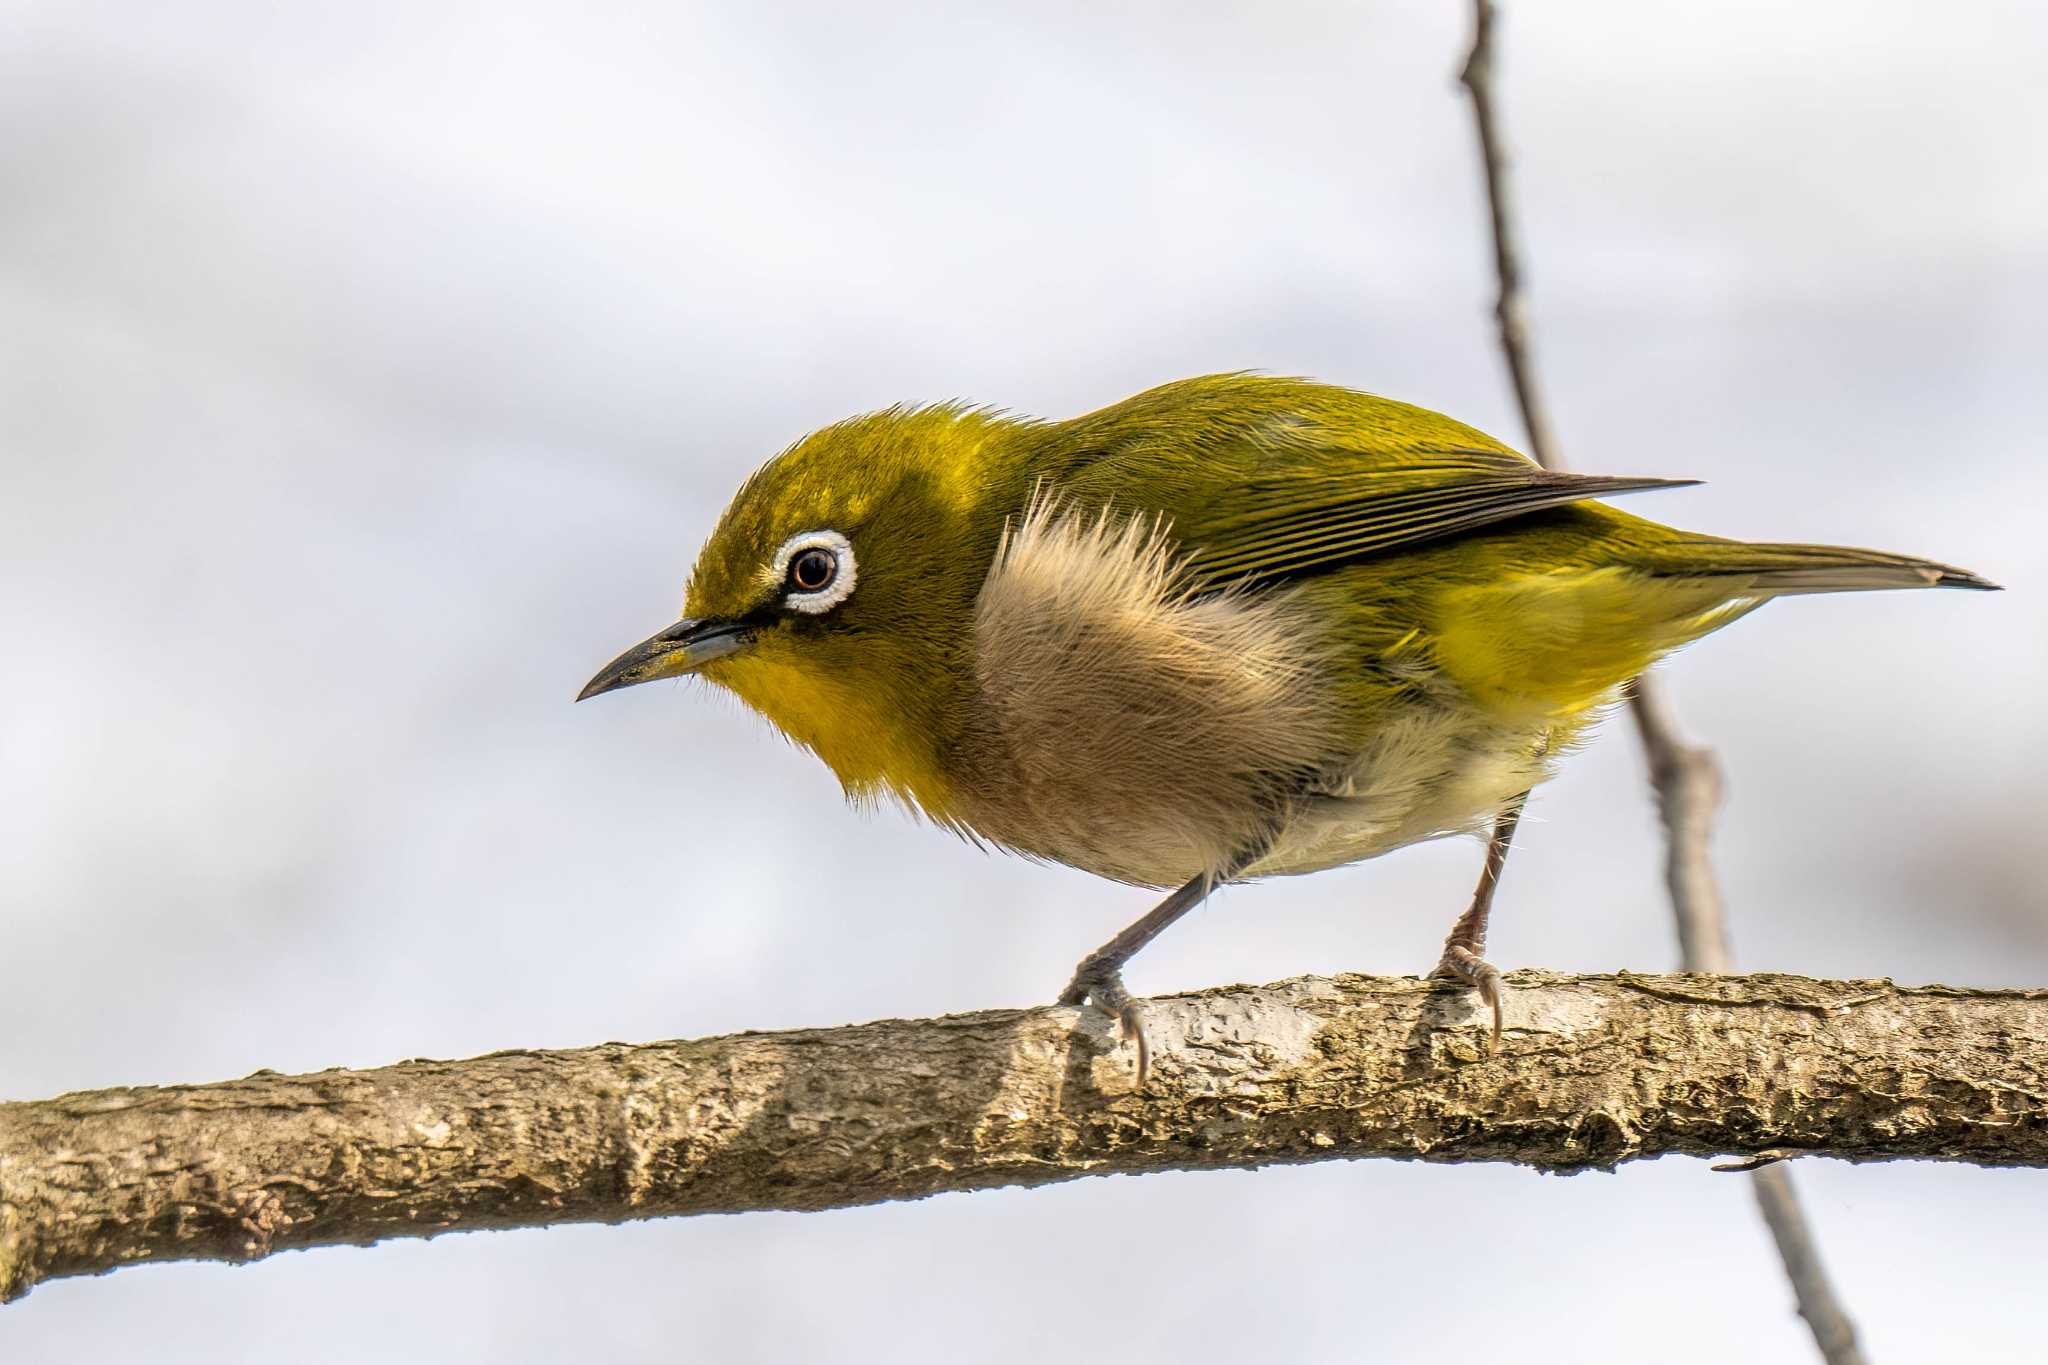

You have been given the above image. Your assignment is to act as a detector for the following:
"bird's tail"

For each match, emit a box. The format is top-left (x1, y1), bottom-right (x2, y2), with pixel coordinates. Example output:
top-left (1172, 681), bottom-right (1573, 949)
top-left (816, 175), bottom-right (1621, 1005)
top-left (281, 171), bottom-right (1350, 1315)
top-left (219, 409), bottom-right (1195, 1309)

top-left (1641, 537), bottom-right (2000, 597)
top-left (1428, 532), bottom-right (1995, 721)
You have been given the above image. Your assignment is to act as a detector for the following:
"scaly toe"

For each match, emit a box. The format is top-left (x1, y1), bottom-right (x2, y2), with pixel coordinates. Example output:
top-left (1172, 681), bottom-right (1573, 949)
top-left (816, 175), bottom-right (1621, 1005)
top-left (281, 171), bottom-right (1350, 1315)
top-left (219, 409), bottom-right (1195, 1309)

top-left (1057, 963), bottom-right (1152, 1088)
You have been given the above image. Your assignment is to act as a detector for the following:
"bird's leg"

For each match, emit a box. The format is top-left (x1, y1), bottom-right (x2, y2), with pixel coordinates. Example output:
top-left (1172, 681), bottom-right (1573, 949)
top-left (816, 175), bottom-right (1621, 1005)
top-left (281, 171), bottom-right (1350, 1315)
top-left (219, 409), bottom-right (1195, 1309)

top-left (1058, 838), bottom-right (1268, 1089)
top-left (1431, 793), bottom-right (1529, 1050)
top-left (1057, 871), bottom-right (1215, 1090)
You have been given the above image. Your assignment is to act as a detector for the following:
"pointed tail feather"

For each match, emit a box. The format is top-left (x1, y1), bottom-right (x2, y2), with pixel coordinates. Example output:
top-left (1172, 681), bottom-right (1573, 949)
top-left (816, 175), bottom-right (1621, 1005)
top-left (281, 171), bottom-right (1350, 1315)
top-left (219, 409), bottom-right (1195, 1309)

top-left (1649, 539), bottom-right (2000, 597)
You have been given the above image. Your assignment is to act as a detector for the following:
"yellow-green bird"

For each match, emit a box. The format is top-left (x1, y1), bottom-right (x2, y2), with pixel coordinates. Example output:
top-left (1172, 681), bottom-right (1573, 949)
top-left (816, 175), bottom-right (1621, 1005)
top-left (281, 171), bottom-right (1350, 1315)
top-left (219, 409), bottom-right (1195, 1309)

top-left (579, 374), bottom-right (1994, 1081)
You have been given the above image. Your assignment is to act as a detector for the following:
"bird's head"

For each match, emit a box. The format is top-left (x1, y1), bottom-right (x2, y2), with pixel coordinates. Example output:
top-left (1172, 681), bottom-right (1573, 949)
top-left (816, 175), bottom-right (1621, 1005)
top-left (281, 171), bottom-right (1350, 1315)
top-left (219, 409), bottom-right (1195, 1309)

top-left (579, 404), bottom-right (1023, 811)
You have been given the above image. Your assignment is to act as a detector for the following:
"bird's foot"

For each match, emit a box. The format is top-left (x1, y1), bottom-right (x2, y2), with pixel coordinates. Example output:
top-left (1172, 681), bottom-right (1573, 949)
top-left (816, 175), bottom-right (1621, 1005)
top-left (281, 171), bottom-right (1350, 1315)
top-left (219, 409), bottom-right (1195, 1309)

top-left (1058, 961), bottom-right (1151, 1090)
top-left (1431, 943), bottom-right (1503, 1052)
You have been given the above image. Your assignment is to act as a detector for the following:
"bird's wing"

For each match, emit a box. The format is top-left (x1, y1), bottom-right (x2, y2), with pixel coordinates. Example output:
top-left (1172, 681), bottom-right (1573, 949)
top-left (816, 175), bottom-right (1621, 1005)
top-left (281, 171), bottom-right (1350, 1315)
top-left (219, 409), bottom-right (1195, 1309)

top-left (1167, 447), bottom-right (1694, 592)
top-left (1036, 377), bottom-right (1692, 592)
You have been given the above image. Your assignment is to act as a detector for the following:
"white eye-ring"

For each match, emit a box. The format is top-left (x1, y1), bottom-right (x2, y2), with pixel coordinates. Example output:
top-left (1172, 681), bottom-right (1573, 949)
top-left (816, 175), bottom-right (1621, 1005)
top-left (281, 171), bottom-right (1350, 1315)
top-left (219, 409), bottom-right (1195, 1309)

top-left (771, 529), bottom-right (857, 614)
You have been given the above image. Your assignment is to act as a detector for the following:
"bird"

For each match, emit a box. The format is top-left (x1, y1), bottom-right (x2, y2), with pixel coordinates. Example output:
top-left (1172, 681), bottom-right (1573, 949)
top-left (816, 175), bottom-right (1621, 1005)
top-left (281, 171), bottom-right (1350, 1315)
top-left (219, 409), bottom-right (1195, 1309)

top-left (578, 373), bottom-right (1996, 1084)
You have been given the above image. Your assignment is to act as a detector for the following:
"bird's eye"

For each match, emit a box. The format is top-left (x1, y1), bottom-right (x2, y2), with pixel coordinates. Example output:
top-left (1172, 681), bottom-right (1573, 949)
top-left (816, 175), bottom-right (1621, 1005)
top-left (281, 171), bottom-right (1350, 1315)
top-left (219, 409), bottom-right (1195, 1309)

top-left (789, 547), bottom-right (837, 592)
top-left (772, 528), bottom-right (857, 614)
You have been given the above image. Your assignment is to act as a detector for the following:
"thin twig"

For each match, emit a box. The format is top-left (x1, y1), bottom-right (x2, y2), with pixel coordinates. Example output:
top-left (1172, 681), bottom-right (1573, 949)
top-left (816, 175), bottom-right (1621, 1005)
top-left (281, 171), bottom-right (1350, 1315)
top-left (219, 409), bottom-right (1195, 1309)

top-left (1458, 0), bottom-right (1559, 471)
top-left (1627, 677), bottom-right (1734, 972)
top-left (1456, 5), bottom-right (1870, 1362)
top-left (1752, 1164), bottom-right (1872, 1362)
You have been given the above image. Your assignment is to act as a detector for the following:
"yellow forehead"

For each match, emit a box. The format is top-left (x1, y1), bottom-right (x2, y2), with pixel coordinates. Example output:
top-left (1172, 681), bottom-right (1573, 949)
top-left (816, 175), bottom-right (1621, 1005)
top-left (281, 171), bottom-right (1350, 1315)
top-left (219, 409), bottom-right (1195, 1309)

top-left (682, 403), bottom-right (1004, 618)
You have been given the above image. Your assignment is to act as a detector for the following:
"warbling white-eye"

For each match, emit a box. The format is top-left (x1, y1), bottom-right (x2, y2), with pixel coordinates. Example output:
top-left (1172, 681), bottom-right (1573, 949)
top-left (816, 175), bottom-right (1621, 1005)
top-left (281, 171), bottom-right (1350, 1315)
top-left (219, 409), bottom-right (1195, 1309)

top-left (579, 374), bottom-right (1995, 1083)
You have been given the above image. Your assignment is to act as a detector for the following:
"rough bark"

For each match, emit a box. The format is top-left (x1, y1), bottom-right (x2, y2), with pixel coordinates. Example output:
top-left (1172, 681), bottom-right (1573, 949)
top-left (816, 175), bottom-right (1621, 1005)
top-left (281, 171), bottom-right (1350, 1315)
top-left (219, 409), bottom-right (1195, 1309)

top-left (3, 970), bottom-right (2042, 1304)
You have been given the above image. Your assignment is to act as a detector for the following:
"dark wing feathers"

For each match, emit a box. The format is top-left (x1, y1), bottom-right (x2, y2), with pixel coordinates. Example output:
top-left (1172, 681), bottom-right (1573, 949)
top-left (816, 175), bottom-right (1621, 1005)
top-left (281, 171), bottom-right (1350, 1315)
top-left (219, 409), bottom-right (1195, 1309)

top-left (1177, 450), bottom-right (1696, 590)
top-left (1041, 380), bottom-right (1699, 591)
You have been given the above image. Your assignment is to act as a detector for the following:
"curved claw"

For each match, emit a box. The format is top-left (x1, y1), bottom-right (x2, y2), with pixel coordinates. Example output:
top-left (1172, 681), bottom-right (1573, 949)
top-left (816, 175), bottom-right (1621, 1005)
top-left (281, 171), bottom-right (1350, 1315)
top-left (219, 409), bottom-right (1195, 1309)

top-left (1118, 1002), bottom-right (1151, 1091)
top-left (1059, 962), bottom-right (1153, 1090)
top-left (1475, 967), bottom-right (1503, 1053)
top-left (1433, 945), bottom-right (1505, 1054)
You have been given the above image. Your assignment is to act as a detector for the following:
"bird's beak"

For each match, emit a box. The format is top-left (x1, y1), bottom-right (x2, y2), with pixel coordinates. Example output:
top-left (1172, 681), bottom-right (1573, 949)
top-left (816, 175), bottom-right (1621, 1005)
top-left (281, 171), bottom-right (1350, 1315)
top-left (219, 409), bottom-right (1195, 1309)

top-left (576, 617), bottom-right (755, 701)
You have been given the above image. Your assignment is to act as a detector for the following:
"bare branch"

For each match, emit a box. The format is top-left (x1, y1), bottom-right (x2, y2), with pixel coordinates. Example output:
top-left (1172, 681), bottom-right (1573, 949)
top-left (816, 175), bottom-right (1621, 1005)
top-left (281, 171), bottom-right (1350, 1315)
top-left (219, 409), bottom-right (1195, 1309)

top-left (1752, 1163), bottom-right (1871, 1362)
top-left (1456, 4), bottom-right (1870, 1361)
top-left (1627, 679), bottom-right (1735, 973)
top-left (4, 970), bottom-right (2045, 1305)
top-left (1458, 0), bottom-right (1560, 470)
top-left (1628, 681), bottom-right (1869, 1365)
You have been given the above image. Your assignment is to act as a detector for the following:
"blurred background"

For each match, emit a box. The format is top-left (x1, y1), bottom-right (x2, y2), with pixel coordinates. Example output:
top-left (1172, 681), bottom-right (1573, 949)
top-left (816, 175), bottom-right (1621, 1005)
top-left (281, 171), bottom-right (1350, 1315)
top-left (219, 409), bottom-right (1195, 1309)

top-left (3, 0), bottom-right (2043, 1360)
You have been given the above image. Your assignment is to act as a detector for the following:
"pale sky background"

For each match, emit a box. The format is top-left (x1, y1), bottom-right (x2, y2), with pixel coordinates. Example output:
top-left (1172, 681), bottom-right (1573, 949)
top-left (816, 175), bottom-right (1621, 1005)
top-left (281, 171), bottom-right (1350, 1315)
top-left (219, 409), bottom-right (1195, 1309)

top-left (3, 1), bottom-right (2045, 1361)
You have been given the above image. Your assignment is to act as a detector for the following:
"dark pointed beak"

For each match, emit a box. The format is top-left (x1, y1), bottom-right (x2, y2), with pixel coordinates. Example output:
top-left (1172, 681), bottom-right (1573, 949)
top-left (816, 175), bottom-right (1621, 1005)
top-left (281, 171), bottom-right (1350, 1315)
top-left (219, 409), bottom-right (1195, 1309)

top-left (576, 617), bottom-right (755, 702)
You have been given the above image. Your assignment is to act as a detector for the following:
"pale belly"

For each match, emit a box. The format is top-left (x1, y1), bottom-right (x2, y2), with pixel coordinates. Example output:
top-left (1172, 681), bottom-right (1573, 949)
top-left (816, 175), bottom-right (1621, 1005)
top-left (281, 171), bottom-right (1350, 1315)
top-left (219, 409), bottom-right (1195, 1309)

top-left (954, 690), bottom-right (1564, 889)
top-left (1253, 710), bottom-right (1556, 878)
top-left (952, 497), bottom-right (1583, 888)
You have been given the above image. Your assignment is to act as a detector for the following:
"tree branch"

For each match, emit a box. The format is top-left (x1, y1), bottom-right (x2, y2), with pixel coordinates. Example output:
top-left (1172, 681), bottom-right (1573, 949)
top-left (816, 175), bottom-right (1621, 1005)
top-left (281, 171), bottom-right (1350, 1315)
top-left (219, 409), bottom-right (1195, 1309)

top-left (1627, 680), bottom-right (1736, 973)
top-left (1457, 4), bottom-right (1870, 1360)
top-left (1458, 0), bottom-right (1560, 471)
top-left (5, 970), bottom-right (2044, 1304)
